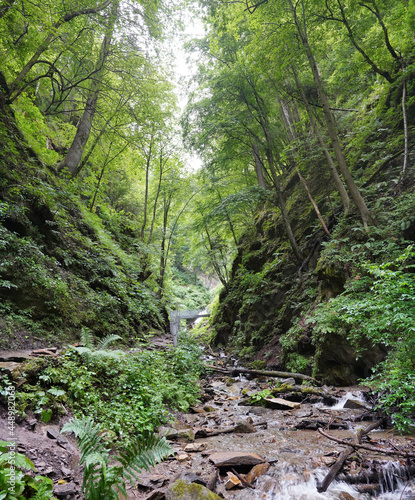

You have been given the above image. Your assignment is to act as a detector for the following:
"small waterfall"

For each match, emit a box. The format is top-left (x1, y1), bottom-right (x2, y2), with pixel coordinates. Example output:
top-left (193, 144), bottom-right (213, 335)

top-left (252, 462), bottom-right (415, 499)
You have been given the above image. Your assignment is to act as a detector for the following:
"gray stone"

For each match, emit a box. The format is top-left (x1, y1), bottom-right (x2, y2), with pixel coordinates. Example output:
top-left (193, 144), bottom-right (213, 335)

top-left (343, 399), bottom-right (367, 410)
top-left (209, 451), bottom-right (265, 467)
top-left (54, 482), bottom-right (76, 497)
top-left (264, 397), bottom-right (300, 410)
top-left (280, 377), bottom-right (296, 386)
top-left (46, 426), bottom-right (60, 439)
top-left (233, 421), bottom-right (256, 433)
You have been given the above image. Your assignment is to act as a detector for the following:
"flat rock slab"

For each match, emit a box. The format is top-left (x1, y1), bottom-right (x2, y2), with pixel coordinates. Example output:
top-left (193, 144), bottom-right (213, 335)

top-left (264, 397), bottom-right (300, 410)
top-left (0, 350), bottom-right (33, 362)
top-left (209, 451), bottom-right (265, 467)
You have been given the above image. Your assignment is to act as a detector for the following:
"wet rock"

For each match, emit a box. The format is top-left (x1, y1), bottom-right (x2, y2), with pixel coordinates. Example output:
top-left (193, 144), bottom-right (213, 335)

top-left (158, 427), bottom-right (179, 439)
top-left (165, 479), bottom-right (222, 499)
top-left (178, 429), bottom-right (195, 441)
top-left (233, 420), bottom-right (256, 433)
top-left (343, 399), bottom-right (367, 410)
top-left (209, 451), bottom-right (265, 467)
top-left (246, 462), bottom-right (270, 483)
top-left (280, 377), bottom-right (296, 386)
top-left (176, 453), bottom-right (190, 462)
top-left (184, 442), bottom-right (207, 452)
top-left (224, 471), bottom-right (242, 489)
top-left (264, 397), bottom-right (300, 410)
top-left (338, 493), bottom-right (357, 500)
top-left (54, 482), bottom-right (76, 497)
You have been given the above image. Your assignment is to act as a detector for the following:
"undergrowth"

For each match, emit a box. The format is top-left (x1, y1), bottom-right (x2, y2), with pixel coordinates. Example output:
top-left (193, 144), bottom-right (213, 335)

top-left (0, 332), bottom-right (203, 446)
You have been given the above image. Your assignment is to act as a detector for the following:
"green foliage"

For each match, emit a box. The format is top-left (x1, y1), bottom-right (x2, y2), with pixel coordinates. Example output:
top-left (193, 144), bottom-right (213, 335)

top-left (310, 246), bottom-right (415, 432)
top-left (7, 333), bottom-right (203, 445)
top-left (0, 441), bottom-right (53, 500)
top-left (62, 416), bottom-right (171, 500)
top-left (249, 388), bottom-right (273, 404)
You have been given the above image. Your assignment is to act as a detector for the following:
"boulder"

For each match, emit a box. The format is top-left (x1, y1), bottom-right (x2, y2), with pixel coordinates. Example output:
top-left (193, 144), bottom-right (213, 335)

top-left (264, 397), bottom-right (300, 410)
top-left (165, 479), bottom-right (222, 500)
top-left (233, 421), bottom-right (256, 433)
top-left (209, 451), bottom-right (265, 467)
top-left (343, 399), bottom-right (367, 410)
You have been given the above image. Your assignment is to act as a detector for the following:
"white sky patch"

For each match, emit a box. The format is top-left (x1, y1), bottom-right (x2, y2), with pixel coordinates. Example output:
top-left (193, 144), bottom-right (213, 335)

top-left (170, 13), bottom-right (206, 173)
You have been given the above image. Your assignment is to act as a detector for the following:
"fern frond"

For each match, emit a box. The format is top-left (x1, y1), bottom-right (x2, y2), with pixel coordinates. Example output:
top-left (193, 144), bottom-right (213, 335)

top-left (96, 334), bottom-right (121, 350)
top-left (119, 433), bottom-right (172, 484)
top-left (80, 327), bottom-right (95, 350)
top-left (90, 349), bottom-right (124, 360)
top-left (62, 416), bottom-right (108, 464)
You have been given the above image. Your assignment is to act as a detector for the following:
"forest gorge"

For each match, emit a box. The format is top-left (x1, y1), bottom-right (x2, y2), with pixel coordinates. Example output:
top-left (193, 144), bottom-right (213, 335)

top-left (1, 0), bottom-right (415, 498)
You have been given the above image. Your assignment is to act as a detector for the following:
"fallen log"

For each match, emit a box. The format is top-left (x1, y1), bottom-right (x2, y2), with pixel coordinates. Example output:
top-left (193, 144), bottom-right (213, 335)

top-left (205, 365), bottom-right (320, 385)
top-left (317, 418), bottom-right (385, 493)
top-left (195, 420), bottom-right (267, 438)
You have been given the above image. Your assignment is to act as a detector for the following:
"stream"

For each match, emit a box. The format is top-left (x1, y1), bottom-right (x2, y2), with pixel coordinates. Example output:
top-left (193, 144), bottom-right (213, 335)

top-left (137, 350), bottom-right (415, 500)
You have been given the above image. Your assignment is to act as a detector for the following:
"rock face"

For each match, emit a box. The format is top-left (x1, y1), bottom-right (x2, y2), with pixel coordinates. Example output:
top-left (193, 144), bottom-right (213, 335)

top-left (165, 479), bottom-right (222, 500)
top-left (209, 178), bottom-right (391, 386)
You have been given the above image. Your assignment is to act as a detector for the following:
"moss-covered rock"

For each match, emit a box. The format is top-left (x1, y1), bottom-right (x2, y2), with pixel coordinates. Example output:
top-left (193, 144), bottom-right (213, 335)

top-left (166, 480), bottom-right (222, 500)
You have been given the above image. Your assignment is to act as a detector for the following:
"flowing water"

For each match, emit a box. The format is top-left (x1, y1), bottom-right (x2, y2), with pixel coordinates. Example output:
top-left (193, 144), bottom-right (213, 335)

top-left (192, 367), bottom-right (415, 500)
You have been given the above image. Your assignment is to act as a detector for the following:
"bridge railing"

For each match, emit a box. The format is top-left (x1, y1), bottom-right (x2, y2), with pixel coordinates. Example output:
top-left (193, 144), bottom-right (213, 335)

top-left (168, 308), bottom-right (210, 346)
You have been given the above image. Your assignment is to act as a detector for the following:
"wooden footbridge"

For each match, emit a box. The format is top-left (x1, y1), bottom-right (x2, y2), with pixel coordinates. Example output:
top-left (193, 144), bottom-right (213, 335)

top-left (169, 309), bottom-right (210, 346)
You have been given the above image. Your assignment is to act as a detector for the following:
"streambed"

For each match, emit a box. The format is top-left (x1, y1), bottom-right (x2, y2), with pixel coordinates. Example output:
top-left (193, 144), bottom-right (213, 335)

top-left (137, 354), bottom-right (415, 500)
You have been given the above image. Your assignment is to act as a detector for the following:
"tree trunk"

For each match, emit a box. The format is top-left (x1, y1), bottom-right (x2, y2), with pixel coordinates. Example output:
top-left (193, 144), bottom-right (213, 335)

top-left (141, 142), bottom-right (153, 240)
top-left (252, 143), bottom-right (268, 189)
top-left (57, 1), bottom-right (118, 178)
top-left (287, 0), bottom-right (372, 229)
top-left (291, 65), bottom-right (350, 212)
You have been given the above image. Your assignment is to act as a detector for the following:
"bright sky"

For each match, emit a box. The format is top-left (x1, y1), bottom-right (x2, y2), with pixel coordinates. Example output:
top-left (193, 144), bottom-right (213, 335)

top-left (171, 14), bottom-right (206, 172)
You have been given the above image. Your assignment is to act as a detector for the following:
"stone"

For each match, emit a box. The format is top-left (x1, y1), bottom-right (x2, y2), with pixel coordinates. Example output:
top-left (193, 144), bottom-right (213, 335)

top-left (175, 472), bottom-right (206, 486)
top-left (224, 472), bottom-right (242, 490)
top-left (190, 407), bottom-right (206, 414)
top-left (233, 421), bottom-right (256, 433)
top-left (158, 427), bottom-right (179, 439)
top-left (54, 482), bottom-right (76, 497)
top-left (176, 453), bottom-right (190, 462)
top-left (165, 479), bottom-right (222, 500)
top-left (209, 451), bottom-right (265, 467)
top-left (46, 426), bottom-right (60, 439)
top-left (61, 466), bottom-right (72, 476)
top-left (184, 442), bottom-right (207, 452)
top-left (339, 493), bottom-right (357, 500)
top-left (343, 399), bottom-right (367, 410)
top-left (280, 377), bottom-right (296, 386)
top-left (145, 490), bottom-right (167, 500)
top-left (264, 397), bottom-right (300, 410)
top-left (203, 406), bottom-right (216, 413)
top-left (246, 462), bottom-right (270, 483)
top-left (178, 429), bottom-right (195, 441)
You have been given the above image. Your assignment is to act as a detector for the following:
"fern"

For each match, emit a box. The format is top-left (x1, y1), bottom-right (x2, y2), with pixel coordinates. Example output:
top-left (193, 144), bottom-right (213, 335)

top-left (62, 416), bottom-right (172, 500)
top-left (75, 330), bottom-right (123, 361)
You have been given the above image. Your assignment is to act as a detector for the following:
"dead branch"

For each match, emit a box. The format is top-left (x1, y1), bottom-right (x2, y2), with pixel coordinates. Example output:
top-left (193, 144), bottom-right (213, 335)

top-left (205, 365), bottom-right (320, 385)
top-left (231, 468), bottom-right (255, 489)
top-left (318, 427), bottom-right (415, 459)
top-left (317, 418), bottom-right (385, 492)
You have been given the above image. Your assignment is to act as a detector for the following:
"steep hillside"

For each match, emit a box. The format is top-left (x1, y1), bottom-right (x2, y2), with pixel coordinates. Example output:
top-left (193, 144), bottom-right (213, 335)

top-left (211, 144), bottom-right (415, 385)
top-left (0, 82), bottom-right (164, 349)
